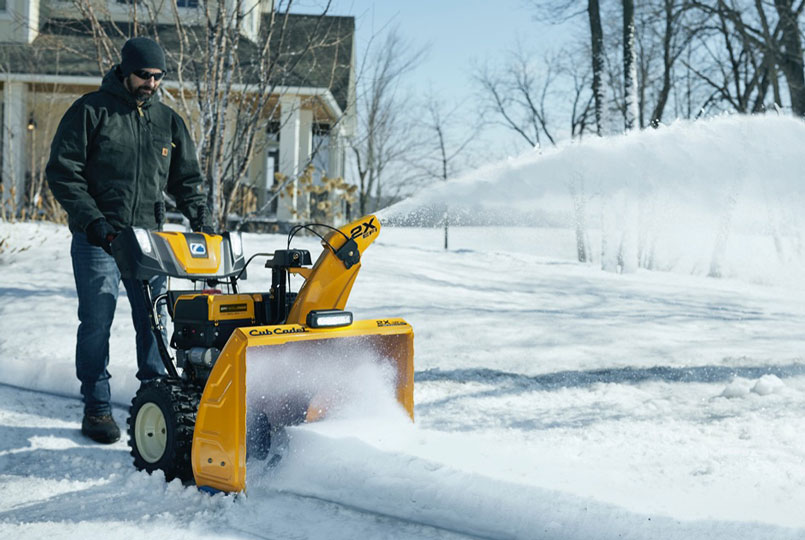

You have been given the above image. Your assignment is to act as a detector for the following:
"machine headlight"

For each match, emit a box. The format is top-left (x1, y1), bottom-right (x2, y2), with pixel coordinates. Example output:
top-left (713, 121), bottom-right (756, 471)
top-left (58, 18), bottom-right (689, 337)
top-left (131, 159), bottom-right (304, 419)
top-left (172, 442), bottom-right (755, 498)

top-left (306, 310), bottom-right (353, 329)
top-left (133, 228), bottom-right (153, 254)
top-left (229, 231), bottom-right (243, 258)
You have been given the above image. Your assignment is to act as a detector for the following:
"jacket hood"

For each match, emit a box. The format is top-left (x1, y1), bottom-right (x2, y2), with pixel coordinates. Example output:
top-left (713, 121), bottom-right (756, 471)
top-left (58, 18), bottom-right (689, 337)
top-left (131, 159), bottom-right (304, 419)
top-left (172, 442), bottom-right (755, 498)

top-left (100, 66), bottom-right (158, 108)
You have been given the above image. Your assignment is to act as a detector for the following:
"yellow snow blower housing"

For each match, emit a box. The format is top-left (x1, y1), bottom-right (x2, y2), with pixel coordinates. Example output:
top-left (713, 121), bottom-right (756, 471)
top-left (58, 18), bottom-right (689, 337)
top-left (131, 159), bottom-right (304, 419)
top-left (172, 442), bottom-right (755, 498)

top-left (111, 216), bottom-right (413, 493)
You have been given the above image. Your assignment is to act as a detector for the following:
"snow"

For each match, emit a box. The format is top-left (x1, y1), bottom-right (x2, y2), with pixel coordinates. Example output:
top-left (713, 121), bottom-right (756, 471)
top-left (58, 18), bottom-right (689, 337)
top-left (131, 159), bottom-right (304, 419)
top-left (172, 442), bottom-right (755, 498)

top-left (3, 114), bottom-right (805, 539)
top-left (384, 114), bottom-right (805, 284)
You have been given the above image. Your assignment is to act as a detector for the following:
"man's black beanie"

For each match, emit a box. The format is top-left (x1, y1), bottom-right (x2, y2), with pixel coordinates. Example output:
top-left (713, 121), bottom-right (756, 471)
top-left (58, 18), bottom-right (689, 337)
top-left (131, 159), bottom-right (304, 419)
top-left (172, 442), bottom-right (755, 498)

top-left (120, 37), bottom-right (166, 76)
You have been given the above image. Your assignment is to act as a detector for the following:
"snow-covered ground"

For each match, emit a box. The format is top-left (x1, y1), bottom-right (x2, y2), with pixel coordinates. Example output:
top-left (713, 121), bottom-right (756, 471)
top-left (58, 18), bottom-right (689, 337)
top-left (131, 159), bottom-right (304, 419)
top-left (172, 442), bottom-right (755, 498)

top-left (2, 115), bottom-right (805, 539)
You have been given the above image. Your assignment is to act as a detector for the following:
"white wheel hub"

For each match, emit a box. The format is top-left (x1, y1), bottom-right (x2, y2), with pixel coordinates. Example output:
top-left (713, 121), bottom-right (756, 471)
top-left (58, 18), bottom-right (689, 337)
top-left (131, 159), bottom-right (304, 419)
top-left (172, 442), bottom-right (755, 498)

top-left (135, 402), bottom-right (168, 463)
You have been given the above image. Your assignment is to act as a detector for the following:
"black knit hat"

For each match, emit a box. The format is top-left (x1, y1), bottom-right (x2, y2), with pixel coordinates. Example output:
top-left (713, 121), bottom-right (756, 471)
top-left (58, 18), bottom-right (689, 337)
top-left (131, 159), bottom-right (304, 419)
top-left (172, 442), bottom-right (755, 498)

top-left (120, 37), bottom-right (166, 76)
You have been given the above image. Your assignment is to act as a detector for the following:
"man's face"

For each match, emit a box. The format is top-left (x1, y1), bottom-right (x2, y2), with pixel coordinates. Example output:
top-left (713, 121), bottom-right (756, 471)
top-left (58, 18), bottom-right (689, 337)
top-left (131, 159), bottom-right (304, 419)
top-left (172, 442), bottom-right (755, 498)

top-left (125, 68), bottom-right (164, 102)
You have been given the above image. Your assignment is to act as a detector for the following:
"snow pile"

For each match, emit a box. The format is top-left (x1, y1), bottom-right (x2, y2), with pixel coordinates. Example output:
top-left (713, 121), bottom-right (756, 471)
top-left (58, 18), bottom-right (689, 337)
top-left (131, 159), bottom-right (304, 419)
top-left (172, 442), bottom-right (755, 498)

top-left (721, 374), bottom-right (786, 398)
top-left (751, 374), bottom-right (785, 395)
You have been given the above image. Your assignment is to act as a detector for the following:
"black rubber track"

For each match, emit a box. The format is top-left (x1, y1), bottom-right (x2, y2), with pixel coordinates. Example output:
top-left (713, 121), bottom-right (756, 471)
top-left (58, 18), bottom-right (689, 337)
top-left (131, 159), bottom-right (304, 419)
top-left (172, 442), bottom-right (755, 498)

top-left (127, 378), bottom-right (200, 483)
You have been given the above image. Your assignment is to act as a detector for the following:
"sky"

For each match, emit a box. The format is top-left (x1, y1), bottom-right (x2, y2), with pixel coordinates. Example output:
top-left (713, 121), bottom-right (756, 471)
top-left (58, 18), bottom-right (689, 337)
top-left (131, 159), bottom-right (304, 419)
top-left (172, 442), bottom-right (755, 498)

top-left (294, 0), bottom-right (580, 160)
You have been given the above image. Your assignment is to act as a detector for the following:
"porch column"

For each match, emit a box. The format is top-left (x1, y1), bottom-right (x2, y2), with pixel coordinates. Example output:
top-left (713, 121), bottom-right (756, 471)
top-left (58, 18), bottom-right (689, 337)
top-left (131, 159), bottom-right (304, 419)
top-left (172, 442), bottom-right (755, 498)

top-left (329, 126), bottom-right (348, 223)
top-left (329, 125), bottom-right (346, 180)
top-left (2, 82), bottom-right (27, 210)
top-left (277, 95), bottom-right (300, 221)
top-left (298, 108), bottom-right (313, 219)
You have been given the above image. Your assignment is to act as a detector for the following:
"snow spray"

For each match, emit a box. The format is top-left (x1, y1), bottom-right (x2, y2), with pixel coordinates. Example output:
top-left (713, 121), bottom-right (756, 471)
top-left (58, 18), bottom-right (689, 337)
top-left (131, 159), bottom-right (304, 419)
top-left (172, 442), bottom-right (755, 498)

top-left (377, 115), bottom-right (805, 283)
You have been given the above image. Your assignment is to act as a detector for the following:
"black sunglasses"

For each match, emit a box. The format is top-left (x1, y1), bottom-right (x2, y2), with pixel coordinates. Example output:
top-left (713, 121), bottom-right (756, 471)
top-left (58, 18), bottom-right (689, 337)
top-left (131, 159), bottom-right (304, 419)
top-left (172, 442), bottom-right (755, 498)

top-left (133, 69), bottom-right (166, 81)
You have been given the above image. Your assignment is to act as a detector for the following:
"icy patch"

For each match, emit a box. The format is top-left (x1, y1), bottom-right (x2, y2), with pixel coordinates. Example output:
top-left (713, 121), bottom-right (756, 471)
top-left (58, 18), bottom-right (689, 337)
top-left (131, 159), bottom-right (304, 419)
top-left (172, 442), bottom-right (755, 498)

top-left (26, 435), bottom-right (82, 451)
top-left (0, 475), bottom-right (111, 512)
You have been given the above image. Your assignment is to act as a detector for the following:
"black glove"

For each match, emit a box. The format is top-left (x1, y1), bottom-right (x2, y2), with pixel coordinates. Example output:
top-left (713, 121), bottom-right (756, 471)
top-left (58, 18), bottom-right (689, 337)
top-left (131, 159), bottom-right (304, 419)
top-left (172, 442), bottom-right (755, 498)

top-left (86, 218), bottom-right (116, 255)
top-left (154, 201), bottom-right (166, 228)
top-left (189, 205), bottom-right (215, 235)
top-left (189, 219), bottom-right (215, 235)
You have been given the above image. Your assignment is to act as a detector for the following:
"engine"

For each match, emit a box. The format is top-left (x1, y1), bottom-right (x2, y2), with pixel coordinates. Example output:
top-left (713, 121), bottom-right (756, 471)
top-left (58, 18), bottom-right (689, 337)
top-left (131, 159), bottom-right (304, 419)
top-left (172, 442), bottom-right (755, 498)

top-left (172, 292), bottom-right (266, 381)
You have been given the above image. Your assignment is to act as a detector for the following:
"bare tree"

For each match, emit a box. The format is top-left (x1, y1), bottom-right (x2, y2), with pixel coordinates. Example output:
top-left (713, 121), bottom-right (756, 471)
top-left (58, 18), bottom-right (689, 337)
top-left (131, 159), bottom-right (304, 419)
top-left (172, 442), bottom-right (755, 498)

top-left (0, 30), bottom-right (79, 222)
top-left (22, 84), bottom-right (68, 223)
top-left (408, 95), bottom-right (476, 249)
top-left (349, 27), bottom-right (424, 215)
top-left (589, 0), bottom-right (607, 135)
top-left (686, 0), bottom-right (805, 115)
top-left (531, 0), bottom-right (799, 132)
top-left (530, 0), bottom-right (608, 135)
top-left (474, 47), bottom-right (563, 147)
top-left (647, 0), bottom-right (702, 125)
top-left (682, 1), bottom-right (772, 113)
top-left (71, 0), bottom-right (352, 228)
top-left (567, 56), bottom-right (596, 137)
top-left (623, 0), bottom-right (639, 129)
top-left (627, 0), bottom-right (705, 126)
top-left (769, 0), bottom-right (805, 114)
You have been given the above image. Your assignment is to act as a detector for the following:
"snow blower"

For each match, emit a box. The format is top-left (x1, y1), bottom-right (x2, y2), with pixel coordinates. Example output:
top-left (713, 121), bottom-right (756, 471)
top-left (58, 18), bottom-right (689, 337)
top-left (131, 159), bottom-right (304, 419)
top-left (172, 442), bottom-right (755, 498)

top-left (110, 215), bottom-right (414, 493)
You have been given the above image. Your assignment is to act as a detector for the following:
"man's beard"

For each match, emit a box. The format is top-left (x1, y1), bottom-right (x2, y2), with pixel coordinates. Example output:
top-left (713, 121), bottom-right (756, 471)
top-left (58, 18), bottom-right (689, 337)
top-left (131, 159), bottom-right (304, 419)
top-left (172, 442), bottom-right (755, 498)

top-left (125, 76), bottom-right (155, 102)
top-left (132, 85), bottom-right (154, 101)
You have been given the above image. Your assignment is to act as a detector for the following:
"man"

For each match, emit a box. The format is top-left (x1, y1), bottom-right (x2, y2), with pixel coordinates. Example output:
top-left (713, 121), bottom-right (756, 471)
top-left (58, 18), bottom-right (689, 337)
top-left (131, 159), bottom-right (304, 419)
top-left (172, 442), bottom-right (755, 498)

top-left (47, 37), bottom-right (210, 444)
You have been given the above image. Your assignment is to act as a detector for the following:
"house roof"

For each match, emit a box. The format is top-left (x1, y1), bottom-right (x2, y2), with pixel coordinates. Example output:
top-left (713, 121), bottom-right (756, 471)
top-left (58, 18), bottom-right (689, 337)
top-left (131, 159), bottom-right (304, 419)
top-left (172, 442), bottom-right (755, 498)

top-left (0, 13), bottom-right (354, 111)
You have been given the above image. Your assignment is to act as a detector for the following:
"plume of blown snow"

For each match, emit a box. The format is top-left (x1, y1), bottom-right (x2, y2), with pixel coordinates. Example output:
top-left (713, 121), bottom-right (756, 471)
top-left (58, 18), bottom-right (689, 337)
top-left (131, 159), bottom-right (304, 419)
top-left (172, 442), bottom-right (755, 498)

top-left (379, 114), bottom-right (805, 284)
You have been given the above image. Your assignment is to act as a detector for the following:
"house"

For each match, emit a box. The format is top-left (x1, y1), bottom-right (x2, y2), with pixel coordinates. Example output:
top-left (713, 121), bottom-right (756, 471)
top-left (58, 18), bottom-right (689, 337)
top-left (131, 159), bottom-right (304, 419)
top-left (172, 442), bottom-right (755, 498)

top-left (0, 0), bottom-right (356, 226)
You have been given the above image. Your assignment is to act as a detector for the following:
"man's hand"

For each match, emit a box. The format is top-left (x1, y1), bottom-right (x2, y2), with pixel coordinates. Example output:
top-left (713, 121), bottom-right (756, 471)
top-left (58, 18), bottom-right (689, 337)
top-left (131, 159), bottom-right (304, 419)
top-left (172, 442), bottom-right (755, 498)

top-left (86, 218), bottom-right (117, 255)
top-left (189, 205), bottom-right (215, 235)
top-left (189, 218), bottom-right (215, 235)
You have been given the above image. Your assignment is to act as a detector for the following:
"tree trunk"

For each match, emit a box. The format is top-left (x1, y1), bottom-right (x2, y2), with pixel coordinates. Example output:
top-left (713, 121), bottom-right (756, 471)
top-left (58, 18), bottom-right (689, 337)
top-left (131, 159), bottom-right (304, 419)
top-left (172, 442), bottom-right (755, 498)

top-left (623, 0), bottom-right (638, 130)
top-left (773, 0), bottom-right (805, 115)
top-left (651, 0), bottom-right (675, 126)
top-left (589, 0), bottom-right (606, 136)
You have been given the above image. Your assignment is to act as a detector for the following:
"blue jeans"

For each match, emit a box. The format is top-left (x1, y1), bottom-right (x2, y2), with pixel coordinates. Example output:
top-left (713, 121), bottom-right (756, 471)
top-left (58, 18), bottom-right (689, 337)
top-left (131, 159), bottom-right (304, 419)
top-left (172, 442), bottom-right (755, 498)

top-left (71, 232), bottom-right (168, 415)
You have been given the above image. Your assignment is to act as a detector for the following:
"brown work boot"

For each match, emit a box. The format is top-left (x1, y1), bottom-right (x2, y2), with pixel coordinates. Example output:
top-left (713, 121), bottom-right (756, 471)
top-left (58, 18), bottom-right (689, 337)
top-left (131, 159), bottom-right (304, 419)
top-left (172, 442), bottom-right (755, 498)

top-left (81, 413), bottom-right (121, 444)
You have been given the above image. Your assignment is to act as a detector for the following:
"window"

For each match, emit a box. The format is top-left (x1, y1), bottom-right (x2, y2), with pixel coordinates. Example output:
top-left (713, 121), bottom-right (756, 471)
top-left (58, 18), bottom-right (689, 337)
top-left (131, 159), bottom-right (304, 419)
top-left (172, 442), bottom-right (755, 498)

top-left (176, 0), bottom-right (198, 7)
